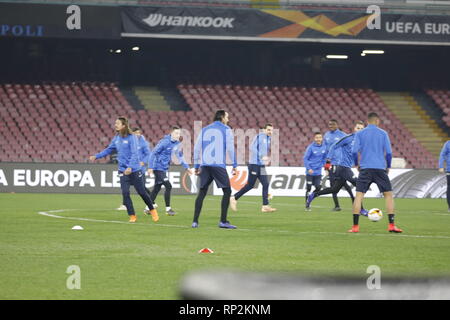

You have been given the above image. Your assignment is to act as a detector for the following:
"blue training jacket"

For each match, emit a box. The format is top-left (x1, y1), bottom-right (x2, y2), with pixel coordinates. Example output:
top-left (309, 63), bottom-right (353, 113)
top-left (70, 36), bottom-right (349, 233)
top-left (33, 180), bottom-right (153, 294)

top-left (439, 140), bottom-right (450, 172)
top-left (137, 135), bottom-right (152, 174)
top-left (95, 134), bottom-right (140, 173)
top-left (249, 133), bottom-right (271, 165)
top-left (352, 124), bottom-right (392, 170)
top-left (328, 133), bottom-right (356, 168)
top-left (303, 142), bottom-right (327, 176)
top-left (149, 134), bottom-right (189, 172)
top-left (193, 121), bottom-right (237, 169)
top-left (324, 129), bottom-right (346, 164)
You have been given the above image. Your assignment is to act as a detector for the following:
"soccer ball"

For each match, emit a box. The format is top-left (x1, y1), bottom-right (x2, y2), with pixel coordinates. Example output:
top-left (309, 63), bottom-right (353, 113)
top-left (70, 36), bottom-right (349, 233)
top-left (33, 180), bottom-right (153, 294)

top-left (368, 208), bottom-right (383, 222)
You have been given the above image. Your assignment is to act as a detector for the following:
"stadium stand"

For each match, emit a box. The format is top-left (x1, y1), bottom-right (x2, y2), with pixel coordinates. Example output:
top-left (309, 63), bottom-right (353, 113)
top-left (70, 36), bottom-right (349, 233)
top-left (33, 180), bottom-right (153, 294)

top-left (0, 81), bottom-right (439, 168)
top-left (426, 89), bottom-right (450, 128)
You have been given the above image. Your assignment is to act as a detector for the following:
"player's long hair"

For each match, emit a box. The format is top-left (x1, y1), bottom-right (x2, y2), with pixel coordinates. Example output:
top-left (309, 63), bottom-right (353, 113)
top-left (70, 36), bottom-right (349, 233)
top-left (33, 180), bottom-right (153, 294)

top-left (117, 117), bottom-right (132, 137)
top-left (213, 110), bottom-right (226, 122)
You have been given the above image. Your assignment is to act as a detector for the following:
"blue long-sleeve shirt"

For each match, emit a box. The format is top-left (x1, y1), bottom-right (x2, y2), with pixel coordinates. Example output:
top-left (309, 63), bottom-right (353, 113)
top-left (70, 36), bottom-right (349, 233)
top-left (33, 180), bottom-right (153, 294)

top-left (328, 134), bottom-right (356, 168)
top-left (149, 134), bottom-right (189, 172)
top-left (137, 135), bottom-right (152, 174)
top-left (439, 140), bottom-right (450, 172)
top-left (303, 142), bottom-right (327, 176)
top-left (352, 124), bottom-right (392, 170)
top-left (324, 129), bottom-right (346, 164)
top-left (249, 133), bottom-right (271, 165)
top-left (95, 134), bottom-right (140, 173)
top-left (193, 121), bottom-right (237, 169)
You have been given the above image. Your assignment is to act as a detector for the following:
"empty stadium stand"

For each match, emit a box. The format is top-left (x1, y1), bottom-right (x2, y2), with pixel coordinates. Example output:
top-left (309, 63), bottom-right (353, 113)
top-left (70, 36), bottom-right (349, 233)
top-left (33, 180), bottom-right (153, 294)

top-left (426, 89), bottom-right (450, 128)
top-left (0, 81), bottom-right (442, 168)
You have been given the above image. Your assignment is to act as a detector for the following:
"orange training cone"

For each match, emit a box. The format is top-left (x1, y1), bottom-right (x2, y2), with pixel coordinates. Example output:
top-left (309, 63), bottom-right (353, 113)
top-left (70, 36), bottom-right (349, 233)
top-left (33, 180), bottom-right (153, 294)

top-left (198, 248), bottom-right (214, 253)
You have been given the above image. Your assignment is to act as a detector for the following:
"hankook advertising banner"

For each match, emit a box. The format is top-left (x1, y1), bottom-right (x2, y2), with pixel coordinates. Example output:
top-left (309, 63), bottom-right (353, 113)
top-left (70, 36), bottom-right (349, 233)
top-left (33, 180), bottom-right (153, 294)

top-left (121, 6), bottom-right (450, 44)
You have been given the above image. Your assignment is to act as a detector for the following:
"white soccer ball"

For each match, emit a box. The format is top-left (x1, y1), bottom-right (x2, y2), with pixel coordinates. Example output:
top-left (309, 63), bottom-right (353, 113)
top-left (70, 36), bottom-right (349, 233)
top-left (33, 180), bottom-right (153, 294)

top-left (368, 208), bottom-right (383, 222)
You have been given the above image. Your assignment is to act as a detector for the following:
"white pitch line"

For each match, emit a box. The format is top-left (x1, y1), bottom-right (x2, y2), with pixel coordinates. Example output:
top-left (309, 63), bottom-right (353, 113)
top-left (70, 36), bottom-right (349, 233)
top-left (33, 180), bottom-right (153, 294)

top-left (37, 210), bottom-right (190, 229)
top-left (37, 209), bottom-right (450, 240)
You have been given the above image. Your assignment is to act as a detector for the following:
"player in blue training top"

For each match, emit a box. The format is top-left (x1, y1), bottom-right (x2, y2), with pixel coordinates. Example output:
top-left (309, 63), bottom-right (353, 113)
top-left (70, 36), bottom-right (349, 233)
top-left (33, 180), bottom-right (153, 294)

top-left (307, 121), bottom-right (368, 215)
top-left (116, 127), bottom-right (152, 211)
top-left (438, 140), bottom-right (450, 212)
top-left (147, 126), bottom-right (192, 216)
top-left (89, 117), bottom-right (158, 223)
top-left (303, 132), bottom-right (327, 211)
top-left (323, 119), bottom-right (354, 211)
top-left (229, 123), bottom-right (277, 213)
top-left (192, 110), bottom-right (237, 229)
top-left (350, 112), bottom-right (403, 233)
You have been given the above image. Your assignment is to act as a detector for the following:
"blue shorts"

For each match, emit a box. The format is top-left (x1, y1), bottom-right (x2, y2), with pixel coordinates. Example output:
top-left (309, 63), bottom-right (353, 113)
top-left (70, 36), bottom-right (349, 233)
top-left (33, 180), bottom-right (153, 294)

top-left (153, 170), bottom-right (168, 185)
top-left (356, 169), bottom-right (392, 193)
top-left (199, 166), bottom-right (230, 189)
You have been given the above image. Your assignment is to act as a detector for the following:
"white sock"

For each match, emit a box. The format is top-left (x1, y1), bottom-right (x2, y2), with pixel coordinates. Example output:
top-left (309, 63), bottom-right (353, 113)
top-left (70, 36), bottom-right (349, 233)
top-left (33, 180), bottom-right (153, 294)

top-left (166, 206), bottom-right (171, 211)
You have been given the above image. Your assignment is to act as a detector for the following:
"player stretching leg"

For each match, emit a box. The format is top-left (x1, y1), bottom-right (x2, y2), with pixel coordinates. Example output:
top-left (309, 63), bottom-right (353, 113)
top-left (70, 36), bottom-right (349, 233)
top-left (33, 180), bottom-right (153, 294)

top-left (230, 123), bottom-right (276, 213)
top-left (147, 126), bottom-right (192, 216)
top-left (307, 121), bottom-right (368, 215)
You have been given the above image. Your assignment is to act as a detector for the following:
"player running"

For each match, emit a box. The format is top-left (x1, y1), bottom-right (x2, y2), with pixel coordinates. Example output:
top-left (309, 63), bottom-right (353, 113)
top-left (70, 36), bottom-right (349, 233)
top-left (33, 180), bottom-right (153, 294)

top-left (192, 110), bottom-right (237, 229)
top-left (116, 127), bottom-right (152, 211)
top-left (89, 117), bottom-right (158, 223)
top-left (303, 132), bottom-right (327, 211)
top-left (349, 112), bottom-right (402, 233)
top-left (229, 123), bottom-right (277, 213)
top-left (438, 140), bottom-right (450, 212)
top-left (323, 119), bottom-right (354, 211)
top-left (147, 126), bottom-right (192, 216)
top-left (306, 121), bottom-right (368, 216)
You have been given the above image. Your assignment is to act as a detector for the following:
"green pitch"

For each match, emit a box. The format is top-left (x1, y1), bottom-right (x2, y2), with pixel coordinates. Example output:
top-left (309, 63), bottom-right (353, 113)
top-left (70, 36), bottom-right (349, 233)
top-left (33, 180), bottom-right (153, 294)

top-left (1, 193), bottom-right (449, 299)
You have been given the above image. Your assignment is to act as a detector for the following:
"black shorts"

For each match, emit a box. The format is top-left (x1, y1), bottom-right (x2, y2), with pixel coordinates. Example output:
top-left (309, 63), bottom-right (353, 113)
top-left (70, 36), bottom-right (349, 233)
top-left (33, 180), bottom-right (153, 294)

top-left (334, 165), bottom-right (358, 185)
top-left (153, 170), bottom-right (168, 185)
top-left (356, 169), bottom-right (392, 193)
top-left (306, 175), bottom-right (322, 189)
top-left (199, 166), bottom-right (230, 189)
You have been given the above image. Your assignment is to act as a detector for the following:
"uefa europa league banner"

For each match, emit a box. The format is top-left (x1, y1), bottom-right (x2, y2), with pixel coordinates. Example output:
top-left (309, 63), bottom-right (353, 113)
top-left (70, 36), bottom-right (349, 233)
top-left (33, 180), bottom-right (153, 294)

top-left (121, 6), bottom-right (450, 44)
top-left (0, 163), bottom-right (196, 195)
top-left (0, 163), bottom-right (446, 198)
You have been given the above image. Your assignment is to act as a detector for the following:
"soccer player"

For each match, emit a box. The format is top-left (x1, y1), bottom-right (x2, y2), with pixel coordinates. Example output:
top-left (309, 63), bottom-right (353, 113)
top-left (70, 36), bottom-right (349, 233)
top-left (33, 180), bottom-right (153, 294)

top-left (147, 126), bottom-right (191, 216)
top-left (323, 119), bottom-right (354, 211)
top-left (192, 110), bottom-right (237, 229)
top-left (116, 127), bottom-right (152, 211)
top-left (307, 121), bottom-right (368, 215)
top-left (89, 117), bottom-right (159, 223)
top-left (229, 123), bottom-right (276, 213)
top-left (438, 140), bottom-right (450, 211)
top-left (349, 112), bottom-right (402, 233)
top-left (303, 132), bottom-right (327, 211)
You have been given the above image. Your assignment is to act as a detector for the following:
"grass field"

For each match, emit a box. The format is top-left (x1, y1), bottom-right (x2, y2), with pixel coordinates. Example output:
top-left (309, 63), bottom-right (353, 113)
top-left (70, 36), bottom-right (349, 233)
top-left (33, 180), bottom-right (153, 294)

top-left (1, 193), bottom-right (450, 299)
